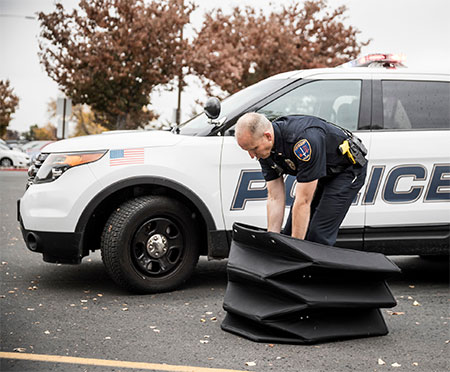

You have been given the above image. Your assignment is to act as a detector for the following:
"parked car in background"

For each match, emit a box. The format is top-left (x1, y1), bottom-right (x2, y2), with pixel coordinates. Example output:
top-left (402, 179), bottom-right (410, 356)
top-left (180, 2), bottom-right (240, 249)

top-left (0, 143), bottom-right (30, 167)
top-left (21, 141), bottom-right (55, 163)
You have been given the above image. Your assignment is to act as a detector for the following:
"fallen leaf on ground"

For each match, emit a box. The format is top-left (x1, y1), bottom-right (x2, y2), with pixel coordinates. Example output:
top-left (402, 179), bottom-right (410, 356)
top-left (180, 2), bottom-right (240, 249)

top-left (378, 358), bottom-right (386, 365)
top-left (13, 348), bottom-right (26, 353)
top-left (391, 362), bottom-right (401, 367)
top-left (122, 307), bottom-right (128, 311)
top-left (413, 300), bottom-right (421, 306)
top-left (245, 361), bottom-right (256, 366)
top-left (44, 330), bottom-right (50, 335)
top-left (409, 285), bottom-right (415, 288)
top-left (200, 340), bottom-right (209, 344)
top-left (408, 296), bottom-right (414, 300)
top-left (412, 362), bottom-right (419, 366)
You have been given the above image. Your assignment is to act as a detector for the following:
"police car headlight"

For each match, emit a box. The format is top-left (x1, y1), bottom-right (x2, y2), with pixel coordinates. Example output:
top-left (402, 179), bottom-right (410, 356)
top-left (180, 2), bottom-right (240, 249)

top-left (33, 151), bottom-right (106, 184)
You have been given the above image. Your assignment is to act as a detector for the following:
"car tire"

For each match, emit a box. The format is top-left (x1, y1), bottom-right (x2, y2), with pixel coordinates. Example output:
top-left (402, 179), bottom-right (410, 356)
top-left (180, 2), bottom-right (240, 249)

top-left (100, 195), bottom-right (200, 293)
top-left (0, 158), bottom-right (13, 167)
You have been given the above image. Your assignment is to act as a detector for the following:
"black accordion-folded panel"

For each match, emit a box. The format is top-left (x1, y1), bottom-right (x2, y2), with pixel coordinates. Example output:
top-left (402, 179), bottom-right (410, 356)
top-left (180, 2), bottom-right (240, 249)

top-left (221, 223), bottom-right (400, 344)
top-left (222, 309), bottom-right (388, 344)
top-left (225, 276), bottom-right (396, 312)
top-left (229, 223), bottom-right (401, 278)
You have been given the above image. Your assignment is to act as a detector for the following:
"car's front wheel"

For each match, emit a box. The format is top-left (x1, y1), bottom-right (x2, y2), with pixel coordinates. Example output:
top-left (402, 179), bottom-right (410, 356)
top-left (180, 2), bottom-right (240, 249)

top-left (100, 196), bottom-right (200, 293)
top-left (0, 158), bottom-right (13, 167)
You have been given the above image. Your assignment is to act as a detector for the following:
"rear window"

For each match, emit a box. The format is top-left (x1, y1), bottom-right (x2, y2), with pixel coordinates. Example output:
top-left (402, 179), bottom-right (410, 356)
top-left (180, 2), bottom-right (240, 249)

top-left (381, 80), bottom-right (450, 130)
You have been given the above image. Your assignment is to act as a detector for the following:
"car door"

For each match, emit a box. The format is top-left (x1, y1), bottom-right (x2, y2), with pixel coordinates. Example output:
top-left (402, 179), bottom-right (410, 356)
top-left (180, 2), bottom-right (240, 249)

top-left (364, 74), bottom-right (450, 251)
top-left (220, 74), bottom-right (371, 242)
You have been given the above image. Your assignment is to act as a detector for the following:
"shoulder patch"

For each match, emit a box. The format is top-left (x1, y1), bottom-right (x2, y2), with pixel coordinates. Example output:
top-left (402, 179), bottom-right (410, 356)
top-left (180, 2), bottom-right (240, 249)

top-left (293, 139), bottom-right (311, 162)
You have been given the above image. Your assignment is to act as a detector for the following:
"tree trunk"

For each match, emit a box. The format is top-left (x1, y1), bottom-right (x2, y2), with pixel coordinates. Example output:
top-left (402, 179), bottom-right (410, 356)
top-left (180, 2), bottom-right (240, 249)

top-left (116, 114), bottom-right (128, 130)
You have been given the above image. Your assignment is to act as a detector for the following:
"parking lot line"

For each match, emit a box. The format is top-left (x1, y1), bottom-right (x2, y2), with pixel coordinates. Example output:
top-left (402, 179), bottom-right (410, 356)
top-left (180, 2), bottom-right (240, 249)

top-left (0, 352), bottom-right (247, 372)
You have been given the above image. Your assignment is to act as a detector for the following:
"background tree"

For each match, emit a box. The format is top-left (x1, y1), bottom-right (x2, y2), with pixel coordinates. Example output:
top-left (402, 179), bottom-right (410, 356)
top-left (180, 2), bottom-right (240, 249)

top-left (38, 0), bottom-right (195, 130)
top-left (72, 104), bottom-right (107, 136)
top-left (47, 99), bottom-right (107, 137)
top-left (0, 80), bottom-right (20, 138)
top-left (5, 129), bottom-right (20, 140)
top-left (22, 124), bottom-right (57, 141)
top-left (192, 0), bottom-right (369, 95)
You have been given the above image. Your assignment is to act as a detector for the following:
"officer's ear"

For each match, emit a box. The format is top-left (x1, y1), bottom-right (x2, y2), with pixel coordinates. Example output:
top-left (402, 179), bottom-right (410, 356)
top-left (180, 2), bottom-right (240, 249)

top-left (263, 131), bottom-right (273, 142)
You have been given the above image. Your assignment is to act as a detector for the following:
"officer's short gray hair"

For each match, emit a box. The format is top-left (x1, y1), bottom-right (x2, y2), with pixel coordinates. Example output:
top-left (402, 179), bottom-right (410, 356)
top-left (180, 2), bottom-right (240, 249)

top-left (235, 113), bottom-right (271, 139)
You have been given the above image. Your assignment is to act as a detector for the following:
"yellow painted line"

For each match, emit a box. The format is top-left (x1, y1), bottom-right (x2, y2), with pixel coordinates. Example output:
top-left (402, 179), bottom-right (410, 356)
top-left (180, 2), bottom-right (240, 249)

top-left (0, 352), bottom-right (247, 372)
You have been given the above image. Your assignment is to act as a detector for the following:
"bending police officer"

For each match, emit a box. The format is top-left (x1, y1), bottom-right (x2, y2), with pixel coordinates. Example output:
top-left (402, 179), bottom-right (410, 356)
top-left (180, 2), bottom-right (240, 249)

top-left (235, 113), bottom-right (367, 246)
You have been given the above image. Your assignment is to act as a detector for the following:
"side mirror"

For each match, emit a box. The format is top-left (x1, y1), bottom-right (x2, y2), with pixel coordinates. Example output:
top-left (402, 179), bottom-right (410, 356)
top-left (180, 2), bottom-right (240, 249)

top-left (204, 97), bottom-right (221, 120)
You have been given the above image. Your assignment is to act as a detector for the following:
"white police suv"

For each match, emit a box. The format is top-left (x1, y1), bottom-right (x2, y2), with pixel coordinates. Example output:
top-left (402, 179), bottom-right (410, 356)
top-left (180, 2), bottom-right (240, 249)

top-left (18, 55), bottom-right (450, 293)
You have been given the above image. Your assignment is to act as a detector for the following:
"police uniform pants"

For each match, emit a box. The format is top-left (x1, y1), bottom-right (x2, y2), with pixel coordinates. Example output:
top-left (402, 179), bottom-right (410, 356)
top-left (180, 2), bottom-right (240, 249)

top-left (283, 164), bottom-right (367, 246)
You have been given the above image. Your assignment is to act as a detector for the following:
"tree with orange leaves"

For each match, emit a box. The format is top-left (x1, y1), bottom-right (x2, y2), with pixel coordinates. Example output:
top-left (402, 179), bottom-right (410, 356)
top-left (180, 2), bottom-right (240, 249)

top-left (192, 0), bottom-right (369, 95)
top-left (38, 0), bottom-right (195, 130)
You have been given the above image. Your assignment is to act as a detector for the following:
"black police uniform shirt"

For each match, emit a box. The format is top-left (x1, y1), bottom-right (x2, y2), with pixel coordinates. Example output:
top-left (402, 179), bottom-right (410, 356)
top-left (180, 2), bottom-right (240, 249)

top-left (259, 115), bottom-right (351, 183)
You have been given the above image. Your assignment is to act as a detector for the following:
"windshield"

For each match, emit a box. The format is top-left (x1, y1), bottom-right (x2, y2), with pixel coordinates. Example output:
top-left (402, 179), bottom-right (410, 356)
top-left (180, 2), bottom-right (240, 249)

top-left (178, 78), bottom-right (289, 135)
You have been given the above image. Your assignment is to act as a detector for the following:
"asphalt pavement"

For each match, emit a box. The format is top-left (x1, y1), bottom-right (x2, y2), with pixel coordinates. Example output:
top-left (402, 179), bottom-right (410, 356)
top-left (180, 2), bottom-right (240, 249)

top-left (1, 171), bottom-right (449, 372)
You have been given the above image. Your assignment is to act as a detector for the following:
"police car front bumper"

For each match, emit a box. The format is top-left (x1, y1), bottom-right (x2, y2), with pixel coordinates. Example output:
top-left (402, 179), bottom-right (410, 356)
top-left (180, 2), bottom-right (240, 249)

top-left (18, 199), bottom-right (84, 264)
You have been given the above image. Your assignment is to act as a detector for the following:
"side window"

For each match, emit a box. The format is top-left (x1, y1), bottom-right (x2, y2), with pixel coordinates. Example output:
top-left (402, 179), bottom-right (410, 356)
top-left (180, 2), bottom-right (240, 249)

top-left (257, 80), bottom-right (362, 131)
top-left (382, 80), bottom-right (450, 130)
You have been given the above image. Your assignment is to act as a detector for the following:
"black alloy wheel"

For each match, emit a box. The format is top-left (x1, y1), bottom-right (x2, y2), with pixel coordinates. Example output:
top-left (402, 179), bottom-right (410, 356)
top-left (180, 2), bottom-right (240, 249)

top-left (101, 195), bottom-right (200, 293)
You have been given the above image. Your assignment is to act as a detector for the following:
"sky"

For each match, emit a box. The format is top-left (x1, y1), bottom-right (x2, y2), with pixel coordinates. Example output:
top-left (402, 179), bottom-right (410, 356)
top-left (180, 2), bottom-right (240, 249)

top-left (0, 0), bottom-right (449, 135)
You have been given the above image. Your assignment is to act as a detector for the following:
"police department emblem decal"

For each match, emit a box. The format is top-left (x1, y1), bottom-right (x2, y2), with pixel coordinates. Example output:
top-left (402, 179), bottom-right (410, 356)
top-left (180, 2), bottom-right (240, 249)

top-left (293, 139), bottom-right (311, 162)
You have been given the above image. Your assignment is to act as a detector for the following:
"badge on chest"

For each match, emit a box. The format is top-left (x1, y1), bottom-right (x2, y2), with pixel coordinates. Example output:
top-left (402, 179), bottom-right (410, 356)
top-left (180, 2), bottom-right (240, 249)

top-left (285, 159), bottom-right (296, 170)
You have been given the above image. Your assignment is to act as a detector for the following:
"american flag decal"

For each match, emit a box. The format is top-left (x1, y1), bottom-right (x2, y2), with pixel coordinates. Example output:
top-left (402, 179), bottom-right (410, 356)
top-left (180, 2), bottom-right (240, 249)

top-left (109, 148), bottom-right (145, 166)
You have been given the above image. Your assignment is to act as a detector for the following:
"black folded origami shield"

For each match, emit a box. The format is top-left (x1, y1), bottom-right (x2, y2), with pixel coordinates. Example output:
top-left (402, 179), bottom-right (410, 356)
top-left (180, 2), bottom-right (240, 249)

top-left (221, 223), bottom-right (401, 344)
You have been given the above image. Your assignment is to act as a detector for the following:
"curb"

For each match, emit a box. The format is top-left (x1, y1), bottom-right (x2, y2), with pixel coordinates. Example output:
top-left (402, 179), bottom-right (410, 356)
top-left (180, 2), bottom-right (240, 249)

top-left (0, 168), bottom-right (28, 172)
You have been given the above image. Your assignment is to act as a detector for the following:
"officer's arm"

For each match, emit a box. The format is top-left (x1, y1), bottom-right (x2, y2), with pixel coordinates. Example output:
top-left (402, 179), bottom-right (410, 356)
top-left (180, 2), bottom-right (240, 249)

top-left (266, 177), bottom-right (285, 233)
top-left (291, 180), bottom-right (318, 240)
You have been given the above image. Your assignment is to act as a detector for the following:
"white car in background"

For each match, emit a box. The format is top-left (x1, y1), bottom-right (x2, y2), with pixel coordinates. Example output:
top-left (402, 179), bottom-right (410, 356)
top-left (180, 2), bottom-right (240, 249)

top-left (0, 143), bottom-right (30, 167)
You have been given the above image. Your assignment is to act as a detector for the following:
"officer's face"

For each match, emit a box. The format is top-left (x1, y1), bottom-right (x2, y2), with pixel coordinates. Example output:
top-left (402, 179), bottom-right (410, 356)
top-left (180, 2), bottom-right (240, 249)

top-left (238, 131), bottom-right (273, 160)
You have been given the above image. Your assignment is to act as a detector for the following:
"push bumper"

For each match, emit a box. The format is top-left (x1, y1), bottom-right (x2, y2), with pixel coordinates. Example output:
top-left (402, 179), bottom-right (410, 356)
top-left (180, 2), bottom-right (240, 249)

top-left (18, 199), bottom-right (83, 264)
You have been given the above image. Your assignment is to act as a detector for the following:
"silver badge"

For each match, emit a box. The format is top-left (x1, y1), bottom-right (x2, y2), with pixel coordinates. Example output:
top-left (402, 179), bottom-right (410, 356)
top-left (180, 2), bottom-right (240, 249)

top-left (285, 159), bottom-right (296, 170)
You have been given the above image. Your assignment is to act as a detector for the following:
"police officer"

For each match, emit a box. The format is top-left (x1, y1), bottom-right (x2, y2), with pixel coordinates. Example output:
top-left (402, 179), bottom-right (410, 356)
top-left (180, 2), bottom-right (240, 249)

top-left (235, 113), bottom-right (367, 246)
